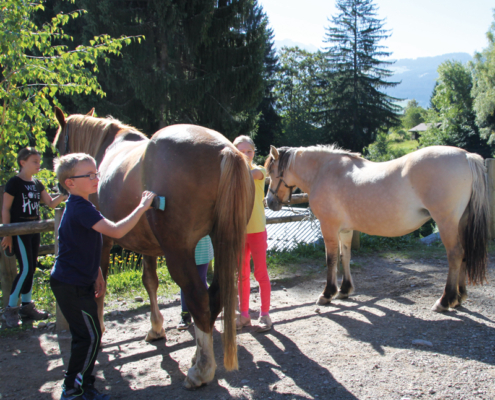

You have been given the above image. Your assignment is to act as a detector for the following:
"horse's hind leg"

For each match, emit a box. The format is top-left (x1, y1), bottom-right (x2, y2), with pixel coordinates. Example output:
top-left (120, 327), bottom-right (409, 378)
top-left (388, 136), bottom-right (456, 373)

top-left (317, 224), bottom-right (340, 305)
top-left (142, 255), bottom-right (165, 341)
top-left (336, 230), bottom-right (354, 299)
top-left (432, 220), bottom-right (464, 312)
top-left (96, 235), bottom-right (113, 335)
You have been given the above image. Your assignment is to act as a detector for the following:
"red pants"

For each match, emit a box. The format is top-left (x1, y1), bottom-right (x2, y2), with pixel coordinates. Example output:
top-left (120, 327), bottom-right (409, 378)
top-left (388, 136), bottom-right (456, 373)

top-left (238, 230), bottom-right (271, 314)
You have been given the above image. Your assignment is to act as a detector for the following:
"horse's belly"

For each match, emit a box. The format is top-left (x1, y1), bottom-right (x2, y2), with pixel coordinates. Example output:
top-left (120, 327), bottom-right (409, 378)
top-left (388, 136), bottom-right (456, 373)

top-left (355, 208), bottom-right (431, 237)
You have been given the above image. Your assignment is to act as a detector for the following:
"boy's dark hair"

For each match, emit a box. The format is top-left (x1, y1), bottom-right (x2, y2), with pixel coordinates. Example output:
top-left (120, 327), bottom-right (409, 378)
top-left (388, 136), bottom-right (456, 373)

top-left (17, 147), bottom-right (41, 170)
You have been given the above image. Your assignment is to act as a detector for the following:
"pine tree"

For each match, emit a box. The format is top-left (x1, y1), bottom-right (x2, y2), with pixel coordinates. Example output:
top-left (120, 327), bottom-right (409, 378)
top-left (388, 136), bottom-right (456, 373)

top-left (252, 6), bottom-right (281, 156)
top-left (40, 0), bottom-right (270, 139)
top-left (320, 0), bottom-right (401, 152)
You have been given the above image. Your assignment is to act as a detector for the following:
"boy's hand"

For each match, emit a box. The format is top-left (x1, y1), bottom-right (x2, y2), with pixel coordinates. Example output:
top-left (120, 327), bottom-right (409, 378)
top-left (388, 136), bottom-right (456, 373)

top-left (140, 191), bottom-right (157, 210)
top-left (95, 268), bottom-right (106, 298)
top-left (1, 236), bottom-right (12, 253)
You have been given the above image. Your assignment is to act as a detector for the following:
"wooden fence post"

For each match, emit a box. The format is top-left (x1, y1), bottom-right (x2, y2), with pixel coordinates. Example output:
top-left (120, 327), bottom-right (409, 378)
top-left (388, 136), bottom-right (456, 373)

top-left (0, 186), bottom-right (19, 308)
top-left (486, 159), bottom-right (495, 240)
top-left (54, 208), bottom-right (69, 331)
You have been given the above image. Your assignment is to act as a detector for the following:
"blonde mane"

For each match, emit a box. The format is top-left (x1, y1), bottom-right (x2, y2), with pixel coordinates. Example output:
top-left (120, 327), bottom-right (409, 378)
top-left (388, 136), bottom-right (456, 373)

top-left (266, 144), bottom-right (362, 175)
top-left (54, 114), bottom-right (146, 157)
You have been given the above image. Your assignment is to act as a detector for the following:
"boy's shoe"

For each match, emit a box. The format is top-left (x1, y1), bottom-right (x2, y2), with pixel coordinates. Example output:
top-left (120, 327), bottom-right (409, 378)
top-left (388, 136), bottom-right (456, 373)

top-left (255, 314), bottom-right (272, 332)
top-left (236, 314), bottom-right (252, 330)
top-left (59, 387), bottom-right (89, 400)
top-left (19, 302), bottom-right (49, 320)
top-left (177, 312), bottom-right (192, 330)
top-left (2, 306), bottom-right (20, 328)
top-left (83, 383), bottom-right (111, 400)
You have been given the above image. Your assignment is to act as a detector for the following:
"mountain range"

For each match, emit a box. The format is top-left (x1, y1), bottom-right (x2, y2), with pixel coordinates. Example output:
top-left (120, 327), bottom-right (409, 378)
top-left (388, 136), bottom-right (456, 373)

top-left (273, 40), bottom-right (473, 108)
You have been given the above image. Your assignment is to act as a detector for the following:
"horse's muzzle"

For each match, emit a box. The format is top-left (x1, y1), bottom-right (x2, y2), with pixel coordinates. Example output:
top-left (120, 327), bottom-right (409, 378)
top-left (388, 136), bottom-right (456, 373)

top-left (266, 194), bottom-right (283, 211)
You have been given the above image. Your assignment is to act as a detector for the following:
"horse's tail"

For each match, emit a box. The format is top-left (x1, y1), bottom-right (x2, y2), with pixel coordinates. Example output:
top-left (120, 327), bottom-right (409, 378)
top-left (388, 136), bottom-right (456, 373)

top-left (213, 146), bottom-right (254, 371)
top-left (464, 153), bottom-right (490, 284)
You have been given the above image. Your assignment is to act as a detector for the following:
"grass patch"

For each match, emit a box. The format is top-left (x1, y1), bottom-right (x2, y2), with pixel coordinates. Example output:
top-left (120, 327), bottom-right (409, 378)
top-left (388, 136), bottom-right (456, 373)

top-left (388, 139), bottom-right (419, 153)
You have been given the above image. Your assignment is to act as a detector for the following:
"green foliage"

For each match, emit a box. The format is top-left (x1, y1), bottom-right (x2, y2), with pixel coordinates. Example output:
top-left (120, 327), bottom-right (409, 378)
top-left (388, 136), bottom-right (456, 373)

top-left (0, 0), bottom-right (137, 181)
top-left (363, 132), bottom-right (407, 161)
top-left (318, 0), bottom-right (401, 152)
top-left (420, 60), bottom-right (492, 157)
top-left (471, 12), bottom-right (495, 147)
top-left (274, 47), bottom-right (326, 146)
top-left (402, 99), bottom-right (425, 130)
top-left (50, 0), bottom-right (272, 140)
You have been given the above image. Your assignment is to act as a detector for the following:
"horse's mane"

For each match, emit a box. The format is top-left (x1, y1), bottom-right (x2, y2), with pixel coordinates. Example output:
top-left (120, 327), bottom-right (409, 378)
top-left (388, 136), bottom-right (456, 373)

top-left (265, 144), bottom-right (362, 176)
top-left (54, 114), bottom-right (147, 156)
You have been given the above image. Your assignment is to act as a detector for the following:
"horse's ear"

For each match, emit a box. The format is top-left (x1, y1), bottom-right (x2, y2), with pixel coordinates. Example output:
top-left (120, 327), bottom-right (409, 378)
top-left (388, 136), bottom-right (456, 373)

top-left (86, 108), bottom-right (95, 117)
top-left (270, 145), bottom-right (279, 160)
top-left (54, 106), bottom-right (65, 127)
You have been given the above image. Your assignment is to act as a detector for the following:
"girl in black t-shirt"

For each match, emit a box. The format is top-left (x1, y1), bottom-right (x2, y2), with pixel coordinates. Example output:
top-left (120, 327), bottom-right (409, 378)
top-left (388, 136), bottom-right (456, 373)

top-left (1, 147), bottom-right (67, 328)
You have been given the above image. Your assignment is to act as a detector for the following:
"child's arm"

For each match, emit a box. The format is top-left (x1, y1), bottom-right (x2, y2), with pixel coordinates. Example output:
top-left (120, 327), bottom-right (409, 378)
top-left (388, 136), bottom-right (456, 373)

top-left (251, 168), bottom-right (264, 180)
top-left (40, 190), bottom-right (67, 209)
top-left (1, 193), bottom-right (14, 252)
top-left (92, 191), bottom-right (156, 239)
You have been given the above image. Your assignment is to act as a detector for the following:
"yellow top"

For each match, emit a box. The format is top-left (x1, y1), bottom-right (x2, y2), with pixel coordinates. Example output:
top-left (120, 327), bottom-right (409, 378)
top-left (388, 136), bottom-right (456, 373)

top-left (247, 165), bottom-right (266, 234)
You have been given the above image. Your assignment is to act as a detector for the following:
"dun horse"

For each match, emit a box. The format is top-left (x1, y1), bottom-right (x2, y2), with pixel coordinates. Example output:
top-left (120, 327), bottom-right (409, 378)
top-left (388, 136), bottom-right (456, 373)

top-left (54, 107), bottom-right (254, 388)
top-left (265, 144), bottom-right (489, 312)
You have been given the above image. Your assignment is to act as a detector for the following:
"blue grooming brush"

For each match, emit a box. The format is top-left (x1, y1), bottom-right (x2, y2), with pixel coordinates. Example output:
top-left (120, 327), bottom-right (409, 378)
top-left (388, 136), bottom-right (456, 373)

top-left (152, 196), bottom-right (166, 211)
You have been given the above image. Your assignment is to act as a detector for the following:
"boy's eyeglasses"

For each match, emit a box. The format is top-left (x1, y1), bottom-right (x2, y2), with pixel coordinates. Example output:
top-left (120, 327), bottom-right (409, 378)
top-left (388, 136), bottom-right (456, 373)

top-left (69, 172), bottom-right (100, 180)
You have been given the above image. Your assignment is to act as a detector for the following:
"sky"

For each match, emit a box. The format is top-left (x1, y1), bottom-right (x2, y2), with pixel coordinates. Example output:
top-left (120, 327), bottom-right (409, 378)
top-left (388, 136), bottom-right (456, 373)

top-left (257, 0), bottom-right (495, 60)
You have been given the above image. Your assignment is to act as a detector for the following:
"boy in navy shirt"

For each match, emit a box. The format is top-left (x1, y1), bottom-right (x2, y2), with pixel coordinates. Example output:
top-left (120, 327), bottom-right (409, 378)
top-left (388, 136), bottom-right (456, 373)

top-left (51, 153), bottom-right (155, 400)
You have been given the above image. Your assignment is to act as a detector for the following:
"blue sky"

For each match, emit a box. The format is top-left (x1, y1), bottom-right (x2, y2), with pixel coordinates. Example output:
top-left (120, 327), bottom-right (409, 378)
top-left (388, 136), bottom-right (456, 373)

top-left (257, 0), bottom-right (495, 59)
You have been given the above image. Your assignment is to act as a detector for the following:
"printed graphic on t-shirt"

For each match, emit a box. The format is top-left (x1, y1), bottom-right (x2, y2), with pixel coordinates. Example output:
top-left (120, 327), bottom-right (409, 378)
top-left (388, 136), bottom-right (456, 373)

top-left (21, 184), bottom-right (41, 216)
top-left (5, 176), bottom-right (45, 222)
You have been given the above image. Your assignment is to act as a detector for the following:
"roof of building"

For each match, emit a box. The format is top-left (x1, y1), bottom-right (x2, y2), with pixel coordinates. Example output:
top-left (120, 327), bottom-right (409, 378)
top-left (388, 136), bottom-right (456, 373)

top-left (265, 207), bottom-right (322, 251)
top-left (408, 122), bottom-right (441, 132)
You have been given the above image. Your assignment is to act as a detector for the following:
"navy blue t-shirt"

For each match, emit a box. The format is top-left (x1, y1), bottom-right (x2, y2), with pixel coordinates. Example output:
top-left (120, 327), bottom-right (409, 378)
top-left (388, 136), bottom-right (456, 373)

top-left (51, 195), bottom-right (104, 286)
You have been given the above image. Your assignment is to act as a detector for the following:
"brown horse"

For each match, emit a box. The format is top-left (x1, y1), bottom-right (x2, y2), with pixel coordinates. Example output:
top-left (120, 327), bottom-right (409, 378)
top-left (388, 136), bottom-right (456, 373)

top-left (265, 144), bottom-right (489, 312)
top-left (53, 107), bottom-right (254, 388)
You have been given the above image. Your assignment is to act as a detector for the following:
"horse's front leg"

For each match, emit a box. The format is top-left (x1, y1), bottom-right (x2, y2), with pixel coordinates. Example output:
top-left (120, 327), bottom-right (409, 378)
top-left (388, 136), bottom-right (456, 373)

top-left (142, 255), bottom-right (165, 341)
top-left (317, 225), bottom-right (340, 305)
top-left (336, 229), bottom-right (354, 299)
top-left (96, 235), bottom-right (113, 334)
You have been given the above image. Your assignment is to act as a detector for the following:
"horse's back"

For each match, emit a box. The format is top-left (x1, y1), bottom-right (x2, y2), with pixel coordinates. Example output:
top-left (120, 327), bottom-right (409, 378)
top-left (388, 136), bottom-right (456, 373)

top-left (151, 124), bottom-right (233, 150)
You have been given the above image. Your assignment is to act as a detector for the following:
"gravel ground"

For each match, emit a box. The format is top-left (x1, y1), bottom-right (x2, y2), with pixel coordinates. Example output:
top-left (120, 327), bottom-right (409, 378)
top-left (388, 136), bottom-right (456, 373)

top-left (1, 252), bottom-right (495, 400)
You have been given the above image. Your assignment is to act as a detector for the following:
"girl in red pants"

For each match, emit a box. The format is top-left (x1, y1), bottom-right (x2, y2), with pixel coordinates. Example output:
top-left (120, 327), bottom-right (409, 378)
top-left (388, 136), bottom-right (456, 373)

top-left (234, 136), bottom-right (272, 332)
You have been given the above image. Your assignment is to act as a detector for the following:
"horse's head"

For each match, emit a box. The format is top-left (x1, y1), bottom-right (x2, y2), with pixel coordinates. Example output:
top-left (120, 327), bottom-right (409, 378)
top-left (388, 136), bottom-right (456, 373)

top-left (53, 106), bottom-right (95, 156)
top-left (264, 145), bottom-right (297, 211)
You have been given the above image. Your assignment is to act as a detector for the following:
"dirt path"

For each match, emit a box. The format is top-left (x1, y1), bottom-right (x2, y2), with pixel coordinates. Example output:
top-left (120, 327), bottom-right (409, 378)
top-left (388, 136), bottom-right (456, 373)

top-left (1, 253), bottom-right (495, 400)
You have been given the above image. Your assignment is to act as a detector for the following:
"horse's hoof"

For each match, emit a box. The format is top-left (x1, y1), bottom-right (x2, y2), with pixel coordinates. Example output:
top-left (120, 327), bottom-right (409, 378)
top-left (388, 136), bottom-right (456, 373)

top-left (336, 291), bottom-right (349, 299)
top-left (316, 295), bottom-right (331, 305)
top-left (183, 376), bottom-right (198, 390)
top-left (431, 299), bottom-right (449, 312)
top-left (145, 327), bottom-right (166, 342)
top-left (183, 364), bottom-right (211, 389)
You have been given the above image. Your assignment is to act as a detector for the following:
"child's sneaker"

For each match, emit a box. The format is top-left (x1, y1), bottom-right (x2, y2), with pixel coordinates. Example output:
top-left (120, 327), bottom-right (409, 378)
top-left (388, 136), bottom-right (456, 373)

top-left (83, 383), bottom-right (111, 400)
top-left (59, 387), bottom-right (89, 400)
top-left (19, 302), bottom-right (49, 320)
top-left (177, 311), bottom-right (192, 330)
top-left (255, 314), bottom-right (272, 332)
top-left (1, 306), bottom-right (20, 328)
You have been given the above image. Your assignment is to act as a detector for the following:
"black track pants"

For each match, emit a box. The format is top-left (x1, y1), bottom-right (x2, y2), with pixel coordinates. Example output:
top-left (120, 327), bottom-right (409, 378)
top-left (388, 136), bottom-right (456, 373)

top-left (50, 276), bottom-right (101, 389)
top-left (9, 233), bottom-right (40, 306)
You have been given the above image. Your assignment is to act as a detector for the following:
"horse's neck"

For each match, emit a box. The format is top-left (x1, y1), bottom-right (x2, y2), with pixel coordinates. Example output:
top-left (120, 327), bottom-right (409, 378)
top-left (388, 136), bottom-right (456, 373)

top-left (290, 151), bottom-right (350, 194)
top-left (288, 151), bottom-right (324, 194)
